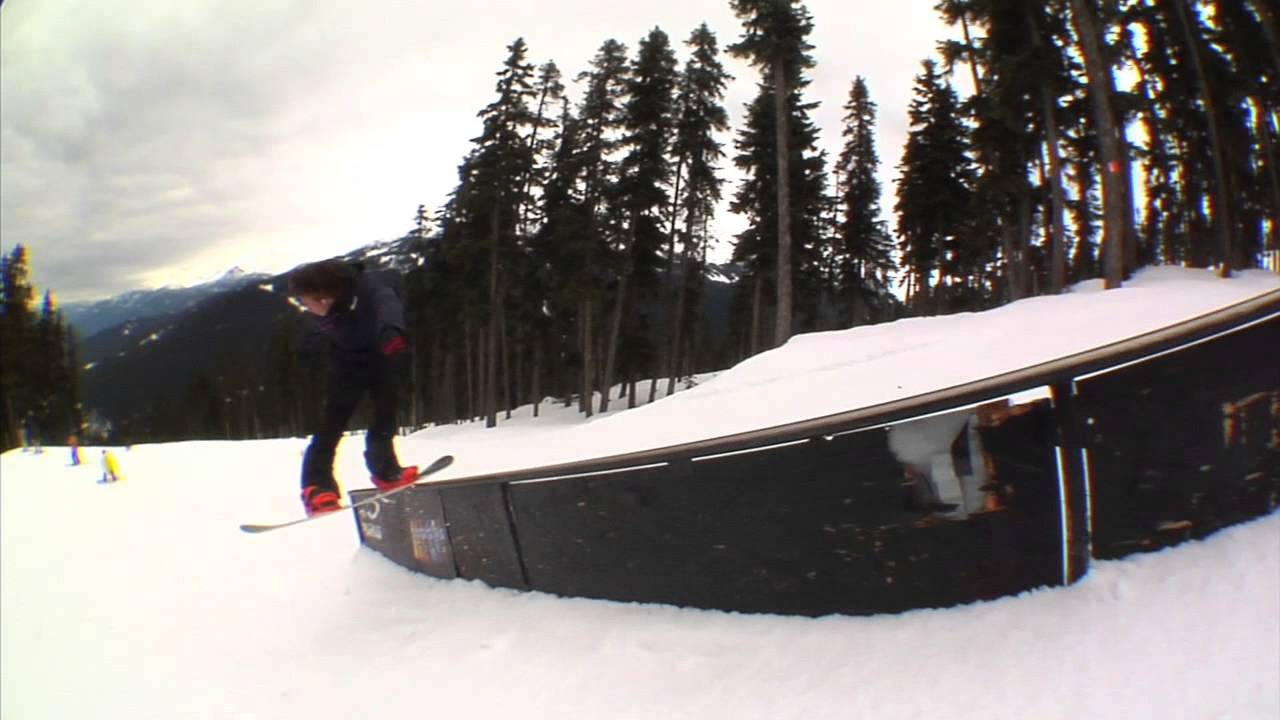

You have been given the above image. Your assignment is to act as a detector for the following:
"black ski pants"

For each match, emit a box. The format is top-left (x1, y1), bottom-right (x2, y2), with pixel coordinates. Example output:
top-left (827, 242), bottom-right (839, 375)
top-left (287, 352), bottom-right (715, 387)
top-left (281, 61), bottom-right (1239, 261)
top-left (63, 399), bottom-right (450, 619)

top-left (301, 354), bottom-right (402, 491)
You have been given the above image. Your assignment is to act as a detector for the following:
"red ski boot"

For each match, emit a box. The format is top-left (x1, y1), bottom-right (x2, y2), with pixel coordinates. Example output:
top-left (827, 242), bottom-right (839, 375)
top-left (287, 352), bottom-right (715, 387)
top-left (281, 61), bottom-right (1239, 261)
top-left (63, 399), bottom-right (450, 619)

top-left (371, 465), bottom-right (419, 492)
top-left (302, 486), bottom-right (342, 517)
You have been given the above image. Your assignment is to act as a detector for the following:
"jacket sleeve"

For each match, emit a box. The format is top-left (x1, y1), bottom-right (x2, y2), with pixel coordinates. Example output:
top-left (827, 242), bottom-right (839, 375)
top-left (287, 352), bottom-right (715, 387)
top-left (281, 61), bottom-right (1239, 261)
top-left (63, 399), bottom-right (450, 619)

top-left (299, 316), bottom-right (333, 359)
top-left (368, 278), bottom-right (407, 338)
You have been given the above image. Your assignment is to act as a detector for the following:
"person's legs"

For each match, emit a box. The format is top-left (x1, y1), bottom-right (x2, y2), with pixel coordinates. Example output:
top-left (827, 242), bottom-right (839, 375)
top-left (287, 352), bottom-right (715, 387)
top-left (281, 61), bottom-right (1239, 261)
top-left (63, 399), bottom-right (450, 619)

top-left (364, 355), bottom-right (404, 479)
top-left (302, 369), bottom-right (362, 493)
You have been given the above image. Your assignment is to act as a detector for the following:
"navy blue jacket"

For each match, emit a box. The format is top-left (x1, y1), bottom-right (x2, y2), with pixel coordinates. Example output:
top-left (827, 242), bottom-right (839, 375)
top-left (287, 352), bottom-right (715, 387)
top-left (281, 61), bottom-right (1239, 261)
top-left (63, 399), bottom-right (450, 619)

top-left (303, 268), bottom-right (406, 368)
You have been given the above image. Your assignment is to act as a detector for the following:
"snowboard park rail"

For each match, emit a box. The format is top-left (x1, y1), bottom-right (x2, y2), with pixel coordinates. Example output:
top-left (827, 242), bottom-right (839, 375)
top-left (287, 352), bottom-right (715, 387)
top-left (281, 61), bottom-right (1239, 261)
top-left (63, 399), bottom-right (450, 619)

top-left (351, 289), bottom-right (1280, 616)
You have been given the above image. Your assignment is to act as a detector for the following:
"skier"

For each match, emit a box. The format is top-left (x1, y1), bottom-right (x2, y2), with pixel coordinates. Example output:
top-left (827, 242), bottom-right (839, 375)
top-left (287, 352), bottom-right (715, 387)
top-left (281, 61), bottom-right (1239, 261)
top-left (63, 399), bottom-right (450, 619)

top-left (22, 413), bottom-right (41, 454)
top-left (288, 259), bottom-right (418, 516)
top-left (100, 449), bottom-right (122, 483)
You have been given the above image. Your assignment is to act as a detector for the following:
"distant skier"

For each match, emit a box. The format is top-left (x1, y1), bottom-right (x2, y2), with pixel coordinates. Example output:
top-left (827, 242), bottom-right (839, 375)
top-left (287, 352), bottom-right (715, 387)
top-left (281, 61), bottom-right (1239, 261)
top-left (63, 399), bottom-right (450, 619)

top-left (24, 414), bottom-right (42, 455)
top-left (100, 449), bottom-right (123, 483)
top-left (69, 434), bottom-right (81, 466)
top-left (288, 259), bottom-right (418, 516)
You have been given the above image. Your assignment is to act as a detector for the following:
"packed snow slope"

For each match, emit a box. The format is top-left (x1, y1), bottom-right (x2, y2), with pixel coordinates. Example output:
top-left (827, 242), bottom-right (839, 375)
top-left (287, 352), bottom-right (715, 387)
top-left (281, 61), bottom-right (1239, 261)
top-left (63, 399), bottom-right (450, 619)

top-left (2, 266), bottom-right (1277, 720)
top-left (427, 266), bottom-right (1280, 480)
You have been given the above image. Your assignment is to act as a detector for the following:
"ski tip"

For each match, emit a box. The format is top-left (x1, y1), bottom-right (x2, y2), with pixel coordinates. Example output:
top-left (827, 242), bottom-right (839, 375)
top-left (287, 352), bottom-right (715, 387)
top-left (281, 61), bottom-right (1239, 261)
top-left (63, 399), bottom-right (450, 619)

top-left (239, 524), bottom-right (273, 534)
top-left (419, 454), bottom-right (454, 476)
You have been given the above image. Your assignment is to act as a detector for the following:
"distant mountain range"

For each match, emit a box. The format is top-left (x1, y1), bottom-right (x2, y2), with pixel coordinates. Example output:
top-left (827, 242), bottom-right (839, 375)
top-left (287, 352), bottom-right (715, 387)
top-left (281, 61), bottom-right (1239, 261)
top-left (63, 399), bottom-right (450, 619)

top-left (74, 236), bottom-right (427, 427)
top-left (72, 235), bottom-right (738, 435)
top-left (63, 267), bottom-right (272, 339)
top-left (63, 235), bottom-right (427, 338)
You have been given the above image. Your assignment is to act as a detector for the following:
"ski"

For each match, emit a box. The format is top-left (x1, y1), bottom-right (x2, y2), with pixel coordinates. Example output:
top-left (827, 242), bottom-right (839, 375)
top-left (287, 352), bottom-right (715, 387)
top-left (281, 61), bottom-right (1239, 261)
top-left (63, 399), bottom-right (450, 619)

top-left (239, 454), bottom-right (454, 534)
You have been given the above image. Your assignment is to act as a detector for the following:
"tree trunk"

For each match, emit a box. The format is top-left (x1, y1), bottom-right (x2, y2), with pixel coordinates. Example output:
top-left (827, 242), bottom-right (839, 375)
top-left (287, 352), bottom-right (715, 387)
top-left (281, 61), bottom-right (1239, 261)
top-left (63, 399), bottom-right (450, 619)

top-left (532, 341), bottom-right (542, 418)
top-left (772, 55), bottom-right (794, 346)
top-left (600, 273), bottom-right (628, 415)
top-left (427, 335), bottom-right (441, 424)
top-left (960, 15), bottom-right (986, 97)
top-left (518, 83), bottom-right (553, 238)
top-left (579, 299), bottom-right (594, 417)
top-left (1000, 220), bottom-right (1019, 303)
top-left (601, 214), bottom-right (636, 414)
top-left (500, 303), bottom-right (512, 420)
top-left (407, 343), bottom-right (419, 431)
top-left (666, 247), bottom-right (689, 397)
top-left (427, 335), bottom-right (442, 425)
top-left (514, 337), bottom-right (523, 419)
top-left (1068, 0), bottom-right (1128, 288)
top-left (1251, 0), bottom-right (1280, 89)
top-left (1017, 191), bottom-right (1033, 297)
top-left (486, 205), bottom-right (500, 427)
top-left (750, 273), bottom-right (764, 356)
top-left (463, 322), bottom-right (475, 420)
top-left (441, 349), bottom-right (457, 424)
top-left (4, 395), bottom-right (19, 450)
top-left (1028, 7), bottom-right (1068, 294)
top-left (1172, 0), bottom-right (1234, 275)
top-left (663, 153), bottom-right (687, 394)
top-left (476, 326), bottom-right (487, 424)
top-left (1254, 97), bottom-right (1280, 250)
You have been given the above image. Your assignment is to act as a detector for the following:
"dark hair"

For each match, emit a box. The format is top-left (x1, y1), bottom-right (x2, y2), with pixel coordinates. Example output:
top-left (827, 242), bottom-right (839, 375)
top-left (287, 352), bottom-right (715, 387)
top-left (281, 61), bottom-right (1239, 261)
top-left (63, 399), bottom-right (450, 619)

top-left (288, 260), bottom-right (356, 300)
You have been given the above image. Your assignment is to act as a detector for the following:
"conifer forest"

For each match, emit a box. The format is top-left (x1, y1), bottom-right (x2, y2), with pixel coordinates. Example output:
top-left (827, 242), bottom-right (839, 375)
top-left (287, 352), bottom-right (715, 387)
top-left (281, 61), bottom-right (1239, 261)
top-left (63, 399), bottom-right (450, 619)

top-left (2, 0), bottom-right (1277, 448)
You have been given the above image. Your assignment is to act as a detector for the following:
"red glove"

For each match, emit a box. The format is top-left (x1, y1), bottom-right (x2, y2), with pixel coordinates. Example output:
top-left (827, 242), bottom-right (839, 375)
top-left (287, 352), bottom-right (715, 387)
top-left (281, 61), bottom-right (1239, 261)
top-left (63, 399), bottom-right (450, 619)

top-left (381, 332), bottom-right (408, 356)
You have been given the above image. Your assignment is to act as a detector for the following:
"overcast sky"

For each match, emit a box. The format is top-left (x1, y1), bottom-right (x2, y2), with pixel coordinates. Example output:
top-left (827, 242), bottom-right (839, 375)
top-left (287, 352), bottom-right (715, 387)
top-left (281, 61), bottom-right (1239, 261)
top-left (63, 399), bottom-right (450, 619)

top-left (0, 0), bottom-right (959, 302)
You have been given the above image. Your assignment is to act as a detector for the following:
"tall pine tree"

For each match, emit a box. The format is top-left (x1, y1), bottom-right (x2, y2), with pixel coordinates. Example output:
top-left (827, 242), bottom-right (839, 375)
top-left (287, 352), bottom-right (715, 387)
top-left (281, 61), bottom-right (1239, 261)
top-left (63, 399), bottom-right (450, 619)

top-left (729, 0), bottom-right (818, 347)
top-left (833, 76), bottom-right (895, 325)
top-left (665, 23), bottom-right (732, 395)
top-left (0, 246), bottom-right (82, 449)
top-left (568, 39), bottom-right (630, 416)
top-left (895, 60), bottom-right (977, 311)
top-left (601, 27), bottom-right (678, 412)
top-left (0, 246), bottom-right (35, 448)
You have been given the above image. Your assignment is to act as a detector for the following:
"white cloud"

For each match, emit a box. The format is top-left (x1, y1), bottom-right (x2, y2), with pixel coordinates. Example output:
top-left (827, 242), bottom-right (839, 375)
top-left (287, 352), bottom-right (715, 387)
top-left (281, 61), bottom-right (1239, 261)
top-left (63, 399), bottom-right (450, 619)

top-left (1, 0), bottom-right (958, 302)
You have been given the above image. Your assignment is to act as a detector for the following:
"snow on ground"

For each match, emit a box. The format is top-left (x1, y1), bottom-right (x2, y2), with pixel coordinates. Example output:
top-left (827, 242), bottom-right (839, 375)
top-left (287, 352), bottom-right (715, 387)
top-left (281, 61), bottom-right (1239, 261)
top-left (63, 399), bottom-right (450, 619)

top-left (413, 266), bottom-right (1280, 480)
top-left (2, 266), bottom-right (1278, 719)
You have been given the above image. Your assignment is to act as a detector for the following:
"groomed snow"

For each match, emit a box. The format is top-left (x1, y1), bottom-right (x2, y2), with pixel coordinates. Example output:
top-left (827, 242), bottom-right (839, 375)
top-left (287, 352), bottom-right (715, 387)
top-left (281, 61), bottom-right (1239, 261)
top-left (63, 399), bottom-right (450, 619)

top-left (2, 266), bottom-right (1277, 718)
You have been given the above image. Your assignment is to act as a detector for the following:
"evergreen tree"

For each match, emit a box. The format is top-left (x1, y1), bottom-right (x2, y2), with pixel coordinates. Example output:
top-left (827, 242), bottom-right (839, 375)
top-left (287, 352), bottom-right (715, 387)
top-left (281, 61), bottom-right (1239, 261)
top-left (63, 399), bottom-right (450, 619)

top-left (567, 39), bottom-right (630, 416)
top-left (34, 291), bottom-right (75, 442)
top-left (1128, 14), bottom-right (1184, 266)
top-left (834, 76), bottom-right (895, 325)
top-left (63, 324), bottom-right (83, 440)
top-left (1225, 0), bottom-right (1279, 254)
top-left (1028, 1), bottom-right (1078, 294)
top-left (1, 246), bottom-right (36, 448)
top-left (504, 61), bottom-right (565, 418)
top-left (895, 60), bottom-right (976, 310)
top-left (412, 204), bottom-right (434, 241)
top-left (1208, 0), bottom-right (1280, 257)
top-left (665, 23), bottom-right (731, 395)
top-left (482, 38), bottom-right (540, 427)
top-left (0, 247), bottom-right (82, 450)
top-left (939, 0), bottom-right (1079, 301)
top-left (1129, 1), bottom-right (1221, 268)
top-left (729, 0), bottom-right (818, 346)
top-left (601, 27), bottom-right (678, 412)
top-left (532, 99), bottom-right (593, 413)
top-left (1066, 0), bottom-right (1136, 287)
top-left (1144, 0), bottom-right (1268, 270)
top-left (1063, 110), bottom-right (1102, 282)
top-left (518, 61), bottom-right (567, 236)
top-left (441, 38), bottom-right (541, 427)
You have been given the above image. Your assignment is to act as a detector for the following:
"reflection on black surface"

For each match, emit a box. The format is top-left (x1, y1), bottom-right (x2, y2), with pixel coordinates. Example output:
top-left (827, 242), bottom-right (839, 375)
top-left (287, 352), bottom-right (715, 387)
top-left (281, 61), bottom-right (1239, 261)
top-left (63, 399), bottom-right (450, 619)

top-left (890, 397), bottom-right (1049, 522)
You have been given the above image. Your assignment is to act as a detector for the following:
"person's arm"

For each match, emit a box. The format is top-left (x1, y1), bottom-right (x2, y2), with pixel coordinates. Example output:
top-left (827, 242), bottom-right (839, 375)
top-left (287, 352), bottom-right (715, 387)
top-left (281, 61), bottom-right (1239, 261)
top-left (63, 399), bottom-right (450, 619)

top-left (369, 281), bottom-right (406, 335)
top-left (368, 279), bottom-right (408, 354)
top-left (298, 315), bottom-right (333, 370)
